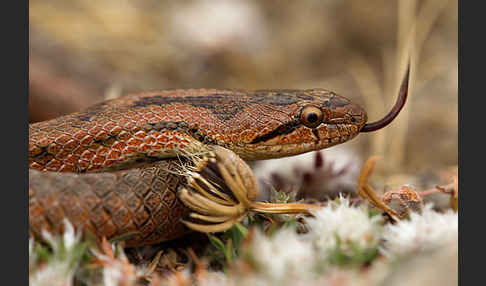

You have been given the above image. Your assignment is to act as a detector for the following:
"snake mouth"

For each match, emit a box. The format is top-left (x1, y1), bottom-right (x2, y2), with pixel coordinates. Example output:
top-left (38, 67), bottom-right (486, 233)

top-left (250, 121), bottom-right (360, 145)
top-left (239, 123), bottom-right (360, 160)
top-left (249, 117), bottom-right (363, 147)
top-left (249, 120), bottom-right (300, 145)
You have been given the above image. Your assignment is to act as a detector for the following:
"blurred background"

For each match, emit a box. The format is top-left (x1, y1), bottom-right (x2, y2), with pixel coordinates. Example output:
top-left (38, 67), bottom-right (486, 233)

top-left (29, 0), bottom-right (457, 195)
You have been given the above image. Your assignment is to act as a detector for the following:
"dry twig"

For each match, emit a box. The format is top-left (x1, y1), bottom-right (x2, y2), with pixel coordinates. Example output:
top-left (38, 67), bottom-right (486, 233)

top-left (357, 156), bottom-right (402, 221)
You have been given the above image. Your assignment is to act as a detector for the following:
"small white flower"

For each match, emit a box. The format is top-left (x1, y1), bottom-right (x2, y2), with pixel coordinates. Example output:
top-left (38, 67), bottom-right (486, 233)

top-left (381, 204), bottom-right (458, 258)
top-left (249, 228), bottom-right (316, 283)
top-left (91, 246), bottom-right (143, 286)
top-left (304, 197), bottom-right (382, 256)
top-left (29, 262), bottom-right (74, 286)
top-left (30, 220), bottom-right (84, 286)
top-left (164, 268), bottom-right (193, 286)
top-left (62, 219), bottom-right (79, 250)
top-left (40, 219), bottom-right (81, 254)
top-left (198, 271), bottom-right (232, 286)
top-left (102, 263), bottom-right (135, 286)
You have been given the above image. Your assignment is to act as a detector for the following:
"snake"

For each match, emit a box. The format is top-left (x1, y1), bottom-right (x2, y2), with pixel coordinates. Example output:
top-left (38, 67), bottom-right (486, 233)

top-left (29, 67), bottom-right (409, 247)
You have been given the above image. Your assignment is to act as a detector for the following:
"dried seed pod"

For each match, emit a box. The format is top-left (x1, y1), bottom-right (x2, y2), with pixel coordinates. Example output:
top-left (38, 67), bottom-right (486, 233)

top-left (382, 185), bottom-right (423, 217)
top-left (179, 146), bottom-right (320, 233)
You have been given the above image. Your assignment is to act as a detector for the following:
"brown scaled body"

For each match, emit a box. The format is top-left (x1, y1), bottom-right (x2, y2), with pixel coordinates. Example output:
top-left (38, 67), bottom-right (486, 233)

top-left (29, 66), bottom-right (409, 247)
top-left (29, 88), bottom-right (367, 173)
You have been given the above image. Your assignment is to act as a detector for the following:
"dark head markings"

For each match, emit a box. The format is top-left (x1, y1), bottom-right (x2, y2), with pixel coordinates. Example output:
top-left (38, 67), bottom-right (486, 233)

top-left (143, 121), bottom-right (216, 145)
top-left (129, 94), bottom-right (247, 121)
top-left (129, 91), bottom-right (307, 109)
top-left (250, 120), bottom-right (300, 144)
top-left (129, 91), bottom-right (308, 122)
top-left (252, 90), bottom-right (311, 106)
top-left (143, 121), bottom-right (190, 131)
top-left (312, 129), bottom-right (320, 144)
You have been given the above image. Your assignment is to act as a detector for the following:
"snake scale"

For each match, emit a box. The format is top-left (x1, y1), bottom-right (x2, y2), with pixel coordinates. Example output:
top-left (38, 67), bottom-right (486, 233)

top-left (29, 67), bottom-right (409, 247)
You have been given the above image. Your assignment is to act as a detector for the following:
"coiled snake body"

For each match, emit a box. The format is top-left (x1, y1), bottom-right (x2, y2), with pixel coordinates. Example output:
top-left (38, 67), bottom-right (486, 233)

top-left (29, 70), bottom-right (409, 247)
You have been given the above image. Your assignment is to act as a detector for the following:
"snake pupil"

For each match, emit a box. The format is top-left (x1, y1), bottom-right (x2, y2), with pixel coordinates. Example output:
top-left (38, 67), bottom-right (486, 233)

top-left (307, 113), bottom-right (318, 123)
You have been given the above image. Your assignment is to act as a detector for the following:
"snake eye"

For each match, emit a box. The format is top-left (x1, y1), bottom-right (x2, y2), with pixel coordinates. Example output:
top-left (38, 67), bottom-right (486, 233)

top-left (301, 106), bottom-right (323, 128)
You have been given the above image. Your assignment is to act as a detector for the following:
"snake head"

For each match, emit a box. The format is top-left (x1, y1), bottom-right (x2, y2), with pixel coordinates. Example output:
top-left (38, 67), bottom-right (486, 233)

top-left (232, 90), bottom-right (367, 160)
top-left (236, 64), bottom-right (410, 160)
